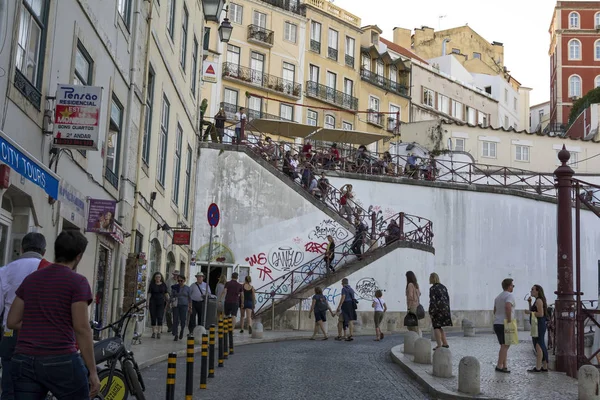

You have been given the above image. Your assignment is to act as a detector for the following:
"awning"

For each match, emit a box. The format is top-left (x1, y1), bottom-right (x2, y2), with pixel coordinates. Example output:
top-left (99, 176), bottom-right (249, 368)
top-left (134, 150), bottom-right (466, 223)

top-left (306, 128), bottom-right (392, 145)
top-left (246, 119), bottom-right (319, 139)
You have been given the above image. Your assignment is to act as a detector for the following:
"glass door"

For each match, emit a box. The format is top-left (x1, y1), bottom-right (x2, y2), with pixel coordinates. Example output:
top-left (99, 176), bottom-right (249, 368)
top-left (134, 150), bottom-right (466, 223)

top-left (250, 52), bottom-right (264, 86)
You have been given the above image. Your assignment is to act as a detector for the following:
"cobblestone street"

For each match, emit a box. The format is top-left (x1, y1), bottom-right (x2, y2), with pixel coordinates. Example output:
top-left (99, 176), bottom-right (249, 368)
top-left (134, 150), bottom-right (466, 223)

top-left (142, 334), bottom-right (430, 400)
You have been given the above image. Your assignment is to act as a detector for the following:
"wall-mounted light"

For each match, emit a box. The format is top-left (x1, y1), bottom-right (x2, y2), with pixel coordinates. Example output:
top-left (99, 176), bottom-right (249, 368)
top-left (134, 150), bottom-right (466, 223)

top-left (201, 0), bottom-right (225, 22)
top-left (218, 9), bottom-right (233, 43)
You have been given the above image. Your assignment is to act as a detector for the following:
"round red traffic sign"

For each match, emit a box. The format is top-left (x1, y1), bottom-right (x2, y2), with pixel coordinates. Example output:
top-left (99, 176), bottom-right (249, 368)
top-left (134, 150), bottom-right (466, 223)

top-left (207, 203), bottom-right (220, 227)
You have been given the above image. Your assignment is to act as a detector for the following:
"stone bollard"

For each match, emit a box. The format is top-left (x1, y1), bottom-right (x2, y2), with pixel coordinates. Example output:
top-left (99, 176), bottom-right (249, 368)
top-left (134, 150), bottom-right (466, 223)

top-left (432, 347), bottom-right (453, 378)
top-left (579, 365), bottom-right (600, 400)
top-left (403, 331), bottom-right (420, 355)
top-left (252, 321), bottom-right (264, 339)
top-left (462, 319), bottom-right (475, 337)
top-left (458, 356), bottom-right (480, 395)
top-left (387, 319), bottom-right (396, 333)
top-left (413, 338), bottom-right (432, 364)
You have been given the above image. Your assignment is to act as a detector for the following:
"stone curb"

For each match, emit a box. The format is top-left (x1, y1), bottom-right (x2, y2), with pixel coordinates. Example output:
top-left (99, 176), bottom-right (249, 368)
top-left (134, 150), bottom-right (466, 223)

top-left (390, 344), bottom-right (500, 400)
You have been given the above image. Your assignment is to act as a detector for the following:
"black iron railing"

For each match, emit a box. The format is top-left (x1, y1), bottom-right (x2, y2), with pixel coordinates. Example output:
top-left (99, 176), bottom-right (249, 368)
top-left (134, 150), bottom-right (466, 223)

top-left (367, 110), bottom-right (384, 126)
top-left (260, 0), bottom-right (305, 16)
top-left (544, 122), bottom-right (567, 135)
top-left (247, 109), bottom-right (284, 122)
top-left (328, 47), bottom-right (338, 61)
top-left (345, 54), bottom-right (354, 68)
top-left (223, 62), bottom-right (301, 98)
top-left (247, 24), bottom-right (274, 46)
top-left (104, 167), bottom-right (119, 188)
top-left (360, 68), bottom-right (409, 97)
top-left (306, 81), bottom-right (358, 110)
top-left (310, 39), bottom-right (321, 53)
top-left (14, 69), bottom-right (42, 110)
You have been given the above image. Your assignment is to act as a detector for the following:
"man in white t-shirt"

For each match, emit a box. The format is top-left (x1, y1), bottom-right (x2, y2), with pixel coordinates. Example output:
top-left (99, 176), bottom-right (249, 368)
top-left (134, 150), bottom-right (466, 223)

top-left (493, 278), bottom-right (516, 373)
top-left (234, 107), bottom-right (247, 144)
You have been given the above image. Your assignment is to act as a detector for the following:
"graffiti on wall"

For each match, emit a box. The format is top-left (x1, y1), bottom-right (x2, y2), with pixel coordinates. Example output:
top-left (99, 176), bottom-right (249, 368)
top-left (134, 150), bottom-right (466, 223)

top-left (355, 277), bottom-right (382, 300)
top-left (304, 242), bottom-right (328, 254)
top-left (257, 265), bottom-right (273, 281)
top-left (268, 245), bottom-right (304, 271)
top-left (245, 252), bottom-right (267, 267)
top-left (308, 219), bottom-right (348, 241)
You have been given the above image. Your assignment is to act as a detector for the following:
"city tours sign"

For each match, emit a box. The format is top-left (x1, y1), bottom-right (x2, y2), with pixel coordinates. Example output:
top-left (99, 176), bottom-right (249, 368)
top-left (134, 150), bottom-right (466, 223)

top-left (53, 84), bottom-right (103, 150)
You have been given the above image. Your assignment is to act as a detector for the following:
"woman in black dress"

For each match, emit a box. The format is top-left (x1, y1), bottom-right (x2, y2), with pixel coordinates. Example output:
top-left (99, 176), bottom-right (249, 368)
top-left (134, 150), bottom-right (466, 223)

top-left (429, 272), bottom-right (452, 350)
top-left (148, 272), bottom-right (168, 339)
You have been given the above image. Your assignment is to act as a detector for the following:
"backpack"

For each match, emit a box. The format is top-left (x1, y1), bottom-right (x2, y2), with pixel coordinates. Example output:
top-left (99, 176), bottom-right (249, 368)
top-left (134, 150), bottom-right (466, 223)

top-left (316, 295), bottom-right (328, 312)
top-left (340, 194), bottom-right (347, 205)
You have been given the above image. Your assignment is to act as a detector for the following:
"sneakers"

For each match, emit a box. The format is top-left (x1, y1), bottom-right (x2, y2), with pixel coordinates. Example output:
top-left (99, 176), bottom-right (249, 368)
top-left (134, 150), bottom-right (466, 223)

top-left (151, 333), bottom-right (156, 339)
top-left (179, 331), bottom-right (184, 340)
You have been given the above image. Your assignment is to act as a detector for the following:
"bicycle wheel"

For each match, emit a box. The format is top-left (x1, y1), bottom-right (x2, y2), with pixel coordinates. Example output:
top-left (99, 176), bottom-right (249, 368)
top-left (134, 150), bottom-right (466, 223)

top-left (123, 359), bottom-right (146, 400)
top-left (99, 369), bottom-right (129, 400)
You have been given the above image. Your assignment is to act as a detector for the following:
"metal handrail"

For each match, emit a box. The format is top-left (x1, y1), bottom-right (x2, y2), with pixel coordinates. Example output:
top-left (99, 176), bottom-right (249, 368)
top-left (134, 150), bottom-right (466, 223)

top-left (222, 62), bottom-right (301, 97)
top-left (247, 24), bottom-right (274, 45)
top-left (305, 81), bottom-right (358, 110)
top-left (360, 68), bottom-right (409, 97)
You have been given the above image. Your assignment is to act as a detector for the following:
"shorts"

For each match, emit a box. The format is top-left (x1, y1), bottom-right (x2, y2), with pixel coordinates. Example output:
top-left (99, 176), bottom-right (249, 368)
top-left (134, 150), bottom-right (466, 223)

top-left (224, 302), bottom-right (239, 317)
top-left (494, 324), bottom-right (506, 345)
top-left (314, 310), bottom-right (327, 322)
top-left (374, 311), bottom-right (384, 328)
top-left (341, 302), bottom-right (357, 329)
top-left (243, 301), bottom-right (254, 310)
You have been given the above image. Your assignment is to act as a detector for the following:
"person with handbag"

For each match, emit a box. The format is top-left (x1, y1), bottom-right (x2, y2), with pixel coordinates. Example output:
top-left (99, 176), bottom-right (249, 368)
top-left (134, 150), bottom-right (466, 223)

top-left (335, 278), bottom-right (357, 341)
top-left (428, 273), bottom-right (452, 350)
top-left (372, 290), bottom-right (387, 341)
top-left (148, 272), bottom-right (168, 339)
top-left (524, 284), bottom-right (549, 372)
top-left (404, 271), bottom-right (423, 336)
top-left (493, 278), bottom-right (517, 373)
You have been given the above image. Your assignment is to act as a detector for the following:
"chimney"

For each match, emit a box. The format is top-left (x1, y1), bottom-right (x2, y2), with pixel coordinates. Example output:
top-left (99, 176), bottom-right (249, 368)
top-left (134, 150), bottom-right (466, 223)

top-left (393, 27), bottom-right (412, 49)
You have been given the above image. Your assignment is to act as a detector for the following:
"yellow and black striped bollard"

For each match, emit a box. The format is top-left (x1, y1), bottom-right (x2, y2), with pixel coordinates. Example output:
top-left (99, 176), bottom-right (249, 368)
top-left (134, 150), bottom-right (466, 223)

top-left (223, 317), bottom-right (229, 359)
top-left (200, 333), bottom-right (208, 389)
top-left (209, 325), bottom-right (216, 377)
top-left (185, 336), bottom-right (194, 399)
top-left (165, 352), bottom-right (176, 400)
top-left (218, 318), bottom-right (225, 367)
top-left (228, 316), bottom-right (234, 355)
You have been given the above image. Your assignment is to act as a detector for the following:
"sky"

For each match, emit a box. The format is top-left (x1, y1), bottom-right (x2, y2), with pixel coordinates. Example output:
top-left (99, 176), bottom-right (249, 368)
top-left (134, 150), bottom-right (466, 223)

top-left (333, 0), bottom-right (561, 106)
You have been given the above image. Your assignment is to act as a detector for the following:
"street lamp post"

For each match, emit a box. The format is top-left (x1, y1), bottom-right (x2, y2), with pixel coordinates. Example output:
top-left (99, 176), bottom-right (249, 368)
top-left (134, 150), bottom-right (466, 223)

top-left (201, 0), bottom-right (225, 22)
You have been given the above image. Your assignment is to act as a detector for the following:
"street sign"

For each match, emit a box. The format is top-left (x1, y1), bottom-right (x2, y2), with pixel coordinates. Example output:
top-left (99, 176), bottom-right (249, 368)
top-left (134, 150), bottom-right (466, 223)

top-left (207, 203), bottom-right (220, 227)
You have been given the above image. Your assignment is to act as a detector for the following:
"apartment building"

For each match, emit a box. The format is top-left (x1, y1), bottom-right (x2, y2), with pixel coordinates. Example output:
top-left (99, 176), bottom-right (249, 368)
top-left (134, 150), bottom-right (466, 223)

top-left (548, 1), bottom-right (600, 137)
top-left (0, 0), bottom-right (202, 324)
top-left (530, 101), bottom-right (551, 133)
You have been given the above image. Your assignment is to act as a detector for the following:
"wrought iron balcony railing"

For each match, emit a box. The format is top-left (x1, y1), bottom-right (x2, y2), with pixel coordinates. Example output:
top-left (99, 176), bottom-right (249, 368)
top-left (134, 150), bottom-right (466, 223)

top-left (260, 0), bottom-right (305, 16)
top-left (360, 68), bottom-right (409, 97)
top-left (310, 39), bottom-right (321, 53)
top-left (247, 109), bottom-right (285, 122)
top-left (328, 47), bottom-right (338, 61)
top-left (306, 81), bottom-right (358, 110)
top-left (345, 54), bottom-right (354, 68)
top-left (544, 122), bottom-right (567, 135)
top-left (367, 110), bottom-right (384, 127)
top-left (104, 167), bottom-right (119, 188)
top-left (223, 62), bottom-right (301, 98)
top-left (247, 24), bottom-right (274, 46)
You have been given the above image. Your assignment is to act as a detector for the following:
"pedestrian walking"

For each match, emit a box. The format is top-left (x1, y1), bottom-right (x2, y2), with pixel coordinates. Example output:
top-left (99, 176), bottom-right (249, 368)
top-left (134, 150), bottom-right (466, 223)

top-left (339, 184), bottom-right (355, 223)
top-left (0, 232), bottom-right (49, 400)
top-left (372, 289), bottom-right (387, 341)
top-left (309, 287), bottom-right (335, 340)
top-left (335, 278), bottom-right (357, 341)
top-left (189, 272), bottom-right (211, 331)
top-left (165, 269), bottom-right (180, 333)
top-left (524, 284), bottom-right (549, 372)
top-left (171, 275), bottom-right (192, 341)
top-left (493, 278), bottom-right (516, 373)
top-left (216, 275), bottom-right (227, 319)
top-left (240, 276), bottom-right (256, 334)
top-left (214, 108), bottom-right (226, 143)
top-left (220, 272), bottom-right (243, 330)
top-left (404, 271), bottom-right (422, 336)
top-left (7, 230), bottom-right (100, 398)
top-left (428, 273), bottom-right (452, 350)
top-left (148, 272), bottom-right (168, 339)
top-left (324, 235), bottom-right (336, 273)
top-left (351, 219), bottom-right (368, 259)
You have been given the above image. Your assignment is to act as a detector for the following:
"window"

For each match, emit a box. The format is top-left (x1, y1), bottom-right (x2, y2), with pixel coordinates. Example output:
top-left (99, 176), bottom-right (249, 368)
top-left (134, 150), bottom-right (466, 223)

top-left (473, 52), bottom-right (481, 60)
top-left (280, 104), bottom-right (293, 121)
top-left (142, 67), bottom-right (155, 164)
top-left (284, 22), bottom-right (297, 43)
top-left (118, 0), bottom-right (132, 28)
top-left (344, 78), bottom-right (353, 96)
top-left (389, 104), bottom-right (400, 132)
top-left (167, 0), bottom-right (176, 40)
top-left (371, 32), bottom-right (378, 45)
top-left (230, 3), bottom-right (243, 24)
top-left (438, 94), bottom-right (449, 114)
top-left (368, 96), bottom-right (380, 125)
top-left (361, 53), bottom-right (370, 71)
top-left (253, 11), bottom-right (266, 28)
top-left (596, 12), bottom-right (600, 28)
top-left (203, 27), bottom-right (210, 51)
top-left (324, 115), bottom-right (335, 129)
top-left (282, 62), bottom-right (295, 95)
top-left (183, 145), bottom-right (192, 218)
top-left (453, 138), bottom-right (465, 152)
top-left (482, 141), bottom-right (497, 158)
top-left (513, 97), bottom-right (517, 111)
top-left (180, 4), bottom-right (189, 70)
top-left (569, 39), bottom-right (581, 60)
top-left (569, 152), bottom-right (579, 168)
top-left (224, 88), bottom-right (238, 108)
top-left (342, 121), bottom-right (353, 131)
top-left (73, 41), bottom-right (93, 86)
top-left (423, 88), bottom-right (434, 107)
top-left (307, 110), bottom-right (317, 126)
top-left (172, 124), bottom-right (183, 204)
top-left (158, 95), bottom-right (170, 186)
top-left (326, 71), bottom-right (336, 103)
top-left (569, 12), bottom-right (579, 28)
top-left (345, 36), bottom-right (355, 67)
top-left (250, 52), bottom-right (264, 84)
top-left (389, 65), bottom-right (398, 86)
top-left (539, 109), bottom-right (544, 120)
top-left (504, 115), bottom-right (509, 129)
top-left (310, 21), bottom-right (321, 52)
top-left (452, 101), bottom-right (463, 120)
top-left (227, 44), bottom-right (240, 66)
top-left (328, 29), bottom-right (338, 60)
top-left (595, 40), bottom-right (600, 60)
top-left (596, 75), bottom-right (600, 88)
top-left (504, 88), bottom-right (508, 103)
top-left (478, 112), bottom-right (488, 127)
top-left (309, 64), bottom-right (319, 84)
top-left (106, 96), bottom-right (124, 188)
top-left (15, 0), bottom-right (48, 91)
top-left (569, 75), bottom-right (582, 97)
top-left (191, 36), bottom-right (198, 95)
top-left (134, 231), bottom-right (143, 254)
top-left (515, 145), bottom-right (530, 162)
top-left (466, 106), bottom-right (476, 125)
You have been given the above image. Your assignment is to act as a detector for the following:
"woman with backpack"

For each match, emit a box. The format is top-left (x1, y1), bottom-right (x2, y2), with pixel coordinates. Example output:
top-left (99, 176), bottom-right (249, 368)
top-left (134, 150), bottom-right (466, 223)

top-left (372, 289), bottom-right (387, 341)
top-left (309, 287), bottom-right (335, 340)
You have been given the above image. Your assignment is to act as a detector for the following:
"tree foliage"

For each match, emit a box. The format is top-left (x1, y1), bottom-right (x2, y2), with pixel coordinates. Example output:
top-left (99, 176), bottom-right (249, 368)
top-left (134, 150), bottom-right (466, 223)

top-left (569, 87), bottom-right (600, 124)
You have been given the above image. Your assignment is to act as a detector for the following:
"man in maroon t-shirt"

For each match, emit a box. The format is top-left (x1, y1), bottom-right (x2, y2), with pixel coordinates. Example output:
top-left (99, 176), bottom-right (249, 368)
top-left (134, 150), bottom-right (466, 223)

top-left (7, 230), bottom-right (100, 399)
top-left (220, 272), bottom-right (243, 329)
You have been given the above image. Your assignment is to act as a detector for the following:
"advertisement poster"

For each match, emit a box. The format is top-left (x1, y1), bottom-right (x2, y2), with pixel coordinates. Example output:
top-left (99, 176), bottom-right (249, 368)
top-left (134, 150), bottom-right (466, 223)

top-left (86, 199), bottom-right (116, 233)
top-left (53, 84), bottom-right (102, 150)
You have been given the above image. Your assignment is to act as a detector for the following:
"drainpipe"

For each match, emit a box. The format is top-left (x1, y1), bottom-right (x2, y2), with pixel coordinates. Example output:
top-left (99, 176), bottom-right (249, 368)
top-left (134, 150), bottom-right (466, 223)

top-left (441, 38), bottom-right (451, 56)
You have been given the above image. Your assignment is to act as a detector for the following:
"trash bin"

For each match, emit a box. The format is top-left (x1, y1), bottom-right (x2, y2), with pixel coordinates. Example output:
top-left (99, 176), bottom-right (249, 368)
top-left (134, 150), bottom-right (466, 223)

top-left (204, 297), bottom-right (218, 328)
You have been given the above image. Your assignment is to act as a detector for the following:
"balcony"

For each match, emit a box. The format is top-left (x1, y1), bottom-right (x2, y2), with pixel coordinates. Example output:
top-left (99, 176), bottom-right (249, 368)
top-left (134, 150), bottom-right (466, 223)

top-left (367, 110), bottom-right (384, 127)
top-left (259, 0), bottom-right (306, 16)
top-left (222, 62), bottom-right (302, 98)
top-left (543, 122), bottom-right (567, 136)
top-left (304, 0), bottom-right (361, 27)
top-left (360, 68), bottom-right (409, 98)
top-left (345, 54), bottom-right (354, 68)
top-left (14, 69), bottom-right (42, 110)
top-left (328, 47), bottom-right (338, 61)
top-left (306, 81), bottom-right (358, 110)
top-left (247, 25), bottom-right (274, 47)
top-left (310, 39), bottom-right (321, 53)
top-left (220, 102), bottom-right (283, 123)
top-left (104, 166), bottom-right (119, 189)
top-left (247, 109), bottom-right (285, 122)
